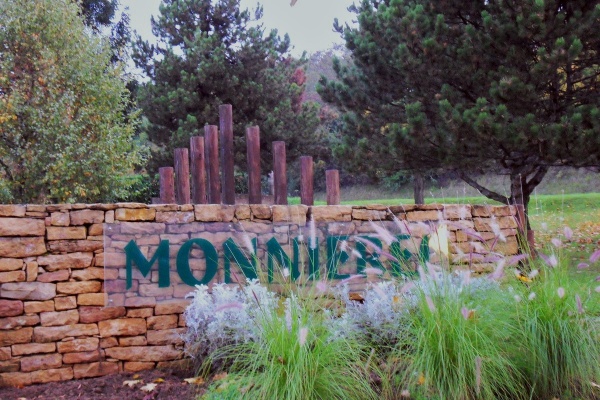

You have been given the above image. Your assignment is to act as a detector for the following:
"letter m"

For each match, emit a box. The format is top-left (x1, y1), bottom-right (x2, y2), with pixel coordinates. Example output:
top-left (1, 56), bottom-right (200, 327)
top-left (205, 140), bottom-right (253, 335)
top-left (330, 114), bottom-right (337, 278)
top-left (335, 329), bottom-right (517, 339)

top-left (124, 240), bottom-right (170, 289)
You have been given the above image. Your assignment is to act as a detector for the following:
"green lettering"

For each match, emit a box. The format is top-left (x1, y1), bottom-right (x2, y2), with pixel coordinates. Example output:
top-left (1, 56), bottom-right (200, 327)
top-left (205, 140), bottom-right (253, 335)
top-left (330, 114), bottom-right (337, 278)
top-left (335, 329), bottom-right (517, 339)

top-left (389, 234), bottom-right (415, 277)
top-left (124, 240), bottom-right (170, 289)
top-left (266, 237), bottom-right (300, 282)
top-left (299, 239), bottom-right (320, 280)
top-left (419, 235), bottom-right (430, 264)
top-left (223, 238), bottom-right (258, 283)
top-left (326, 235), bottom-right (350, 280)
top-left (355, 236), bottom-right (384, 273)
top-left (176, 238), bottom-right (218, 286)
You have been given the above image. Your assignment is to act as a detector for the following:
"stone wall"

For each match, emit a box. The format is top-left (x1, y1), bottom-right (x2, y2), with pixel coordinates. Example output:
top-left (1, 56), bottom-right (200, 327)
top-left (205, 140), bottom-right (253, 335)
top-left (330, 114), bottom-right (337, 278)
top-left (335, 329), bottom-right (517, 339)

top-left (0, 203), bottom-right (518, 387)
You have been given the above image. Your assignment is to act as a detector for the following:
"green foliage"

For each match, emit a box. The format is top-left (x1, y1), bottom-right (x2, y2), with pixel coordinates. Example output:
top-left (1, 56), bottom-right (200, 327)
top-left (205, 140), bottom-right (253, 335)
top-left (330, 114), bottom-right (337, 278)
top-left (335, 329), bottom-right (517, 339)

top-left (114, 173), bottom-right (158, 204)
top-left (212, 296), bottom-right (377, 400)
top-left (319, 0), bottom-right (600, 212)
top-left (0, 0), bottom-right (144, 203)
top-left (392, 276), bottom-right (524, 400)
top-left (133, 0), bottom-right (322, 175)
top-left (511, 260), bottom-right (600, 398)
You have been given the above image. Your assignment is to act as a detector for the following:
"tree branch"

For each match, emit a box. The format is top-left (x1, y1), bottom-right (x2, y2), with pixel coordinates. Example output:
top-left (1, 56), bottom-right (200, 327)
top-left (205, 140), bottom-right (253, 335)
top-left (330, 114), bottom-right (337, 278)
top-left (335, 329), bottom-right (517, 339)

top-left (524, 165), bottom-right (549, 194)
top-left (459, 171), bottom-right (510, 204)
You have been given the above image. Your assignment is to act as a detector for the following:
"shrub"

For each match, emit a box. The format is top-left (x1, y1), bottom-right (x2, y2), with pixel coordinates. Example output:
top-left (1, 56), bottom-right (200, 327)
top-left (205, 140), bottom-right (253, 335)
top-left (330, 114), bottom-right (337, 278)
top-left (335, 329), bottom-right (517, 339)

top-left (182, 279), bottom-right (277, 364)
top-left (218, 295), bottom-right (378, 400)
top-left (390, 270), bottom-right (524, 400)
top-left (510, 258), bottom-right (600, 398)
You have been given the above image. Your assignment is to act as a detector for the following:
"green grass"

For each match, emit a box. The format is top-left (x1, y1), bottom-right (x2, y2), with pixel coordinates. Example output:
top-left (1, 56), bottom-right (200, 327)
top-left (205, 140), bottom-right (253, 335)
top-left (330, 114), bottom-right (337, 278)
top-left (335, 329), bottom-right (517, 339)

top-left (511, 261), bottom-right (600, 399)
top-left (203, 296), bottom-right (377, 400)
top-left (393, 278), bottom-right (525, 400)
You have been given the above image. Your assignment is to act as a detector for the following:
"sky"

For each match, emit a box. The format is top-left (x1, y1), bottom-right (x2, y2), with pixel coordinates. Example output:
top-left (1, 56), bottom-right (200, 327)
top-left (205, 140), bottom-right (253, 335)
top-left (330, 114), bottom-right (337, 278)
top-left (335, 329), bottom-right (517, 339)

top-left (119, 0), bottom-right (355, 56)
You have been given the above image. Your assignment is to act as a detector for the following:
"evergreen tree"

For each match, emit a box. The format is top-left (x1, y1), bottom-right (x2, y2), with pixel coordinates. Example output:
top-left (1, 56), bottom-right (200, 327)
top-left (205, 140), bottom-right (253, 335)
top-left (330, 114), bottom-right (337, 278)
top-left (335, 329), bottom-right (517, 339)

top-left (319, 0), bottom-right (600, 215)
top-left (0, 0), bottom-right (144, 203)
top-left (79, 0), bottom-right (130, 63)
top-left (133, 0), bottom-right (321, 175)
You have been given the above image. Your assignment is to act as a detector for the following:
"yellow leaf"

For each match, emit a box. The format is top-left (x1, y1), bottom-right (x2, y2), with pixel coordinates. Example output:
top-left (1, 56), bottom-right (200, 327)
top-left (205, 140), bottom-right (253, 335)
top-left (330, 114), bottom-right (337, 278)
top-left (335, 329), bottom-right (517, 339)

top-left (132, 374), bottom-right (140, 379)
top-left (183, 377), bottom-right (205, 385)
top-left (153, 378), bottom-right (165, 383)
top-left (417, 373), bottom-right (426, 385)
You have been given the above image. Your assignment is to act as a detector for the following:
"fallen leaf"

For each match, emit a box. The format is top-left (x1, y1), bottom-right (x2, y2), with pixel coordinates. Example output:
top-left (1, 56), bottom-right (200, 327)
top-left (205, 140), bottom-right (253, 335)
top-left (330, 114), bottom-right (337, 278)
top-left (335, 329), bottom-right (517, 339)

top-left (240, 383), bottom-right (254, 394)
top-left (153, 378), bottom-right (165, 383)
top-left (141, 382), bottom-right (157, 392)
top-left (417, 373), bottom-right (426, 385)
top-left (123, 379), bottom-right (142, 388)
top-left (132, 374), bottom-right (141, 379)
top-left (213, 372), bottom-right (228, 381)
top-left (184, 377), bottom-right (205, 385)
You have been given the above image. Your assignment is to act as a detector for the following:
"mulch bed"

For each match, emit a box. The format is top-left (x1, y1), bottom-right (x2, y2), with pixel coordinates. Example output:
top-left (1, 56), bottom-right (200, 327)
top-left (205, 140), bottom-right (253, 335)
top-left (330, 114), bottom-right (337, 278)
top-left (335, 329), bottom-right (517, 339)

top-left (0, 368), bottom-right (205, 400)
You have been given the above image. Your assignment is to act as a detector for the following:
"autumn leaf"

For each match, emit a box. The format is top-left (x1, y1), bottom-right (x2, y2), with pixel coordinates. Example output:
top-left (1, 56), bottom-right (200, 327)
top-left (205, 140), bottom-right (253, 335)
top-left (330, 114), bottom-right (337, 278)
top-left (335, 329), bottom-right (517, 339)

top-left (153, 378), bottom-right (165, 383)
top-left (123, 379), bottom-right (142, 388)
top-left (213, 372), bottom-right (228, 381)
top-left (140, 383), bottom-right (157, 392)
top-left (183, 377), bottom-right (205, 385)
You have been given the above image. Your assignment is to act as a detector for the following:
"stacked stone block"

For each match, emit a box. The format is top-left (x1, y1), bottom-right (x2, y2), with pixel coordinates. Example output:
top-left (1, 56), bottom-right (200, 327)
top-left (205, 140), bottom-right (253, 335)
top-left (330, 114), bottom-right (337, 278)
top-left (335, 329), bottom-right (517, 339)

top-left (0, 203), bottom-right (518, 387)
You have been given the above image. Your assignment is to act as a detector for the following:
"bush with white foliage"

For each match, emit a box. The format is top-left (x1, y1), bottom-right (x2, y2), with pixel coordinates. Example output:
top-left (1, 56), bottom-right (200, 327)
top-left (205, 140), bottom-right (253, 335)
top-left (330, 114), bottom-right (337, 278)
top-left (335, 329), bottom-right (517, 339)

top-left (182, 279), bottom-right (278, 360)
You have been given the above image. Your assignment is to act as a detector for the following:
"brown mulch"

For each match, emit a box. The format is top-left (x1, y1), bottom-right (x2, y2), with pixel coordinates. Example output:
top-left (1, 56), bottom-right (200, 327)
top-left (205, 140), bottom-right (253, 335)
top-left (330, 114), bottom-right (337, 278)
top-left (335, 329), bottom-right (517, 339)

top-left (0, 368), bottom-right (206, 400)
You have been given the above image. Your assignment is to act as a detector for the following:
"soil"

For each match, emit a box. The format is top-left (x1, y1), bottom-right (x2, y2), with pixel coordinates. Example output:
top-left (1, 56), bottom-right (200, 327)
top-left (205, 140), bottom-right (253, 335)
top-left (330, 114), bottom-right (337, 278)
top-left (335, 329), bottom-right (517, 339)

top-left (0, 368), bottom-right (206, 400)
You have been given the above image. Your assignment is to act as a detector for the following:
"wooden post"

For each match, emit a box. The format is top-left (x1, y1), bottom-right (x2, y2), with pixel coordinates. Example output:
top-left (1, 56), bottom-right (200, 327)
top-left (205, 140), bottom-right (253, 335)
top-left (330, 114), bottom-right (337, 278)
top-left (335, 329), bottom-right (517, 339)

top-left (174, 148), bottom-right (190, 204)
top-left (326, 169), bottom-right (340, 205)
top-left (190, 136), bottom-right (207, 204)
top-left (246, 126), bottom-right (262, 204)
top-left (219, 104), bottom-right (235, 205)
top-left (300, 156), bottom-right (314, 206)
top-left (515, 204), bottom-right (526, 236)
top-left (159, 167), bottom-right (175, 204)
top-left (272, 141), bottom-right (288, 205)
top-left (205, 125), bottom-right (221, 204)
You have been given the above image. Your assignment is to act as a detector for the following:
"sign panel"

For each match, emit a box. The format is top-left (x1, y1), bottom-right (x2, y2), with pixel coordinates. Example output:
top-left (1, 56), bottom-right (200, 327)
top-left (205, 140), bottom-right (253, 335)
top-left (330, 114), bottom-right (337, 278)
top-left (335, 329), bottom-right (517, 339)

top-left (104, 220), bottom-right (442, 306)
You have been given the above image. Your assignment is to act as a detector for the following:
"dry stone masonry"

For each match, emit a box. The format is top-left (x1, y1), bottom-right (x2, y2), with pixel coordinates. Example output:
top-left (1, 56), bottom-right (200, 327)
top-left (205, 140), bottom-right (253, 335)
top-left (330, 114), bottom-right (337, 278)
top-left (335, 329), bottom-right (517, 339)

top-left (0, 203), bottom-right (519, 387)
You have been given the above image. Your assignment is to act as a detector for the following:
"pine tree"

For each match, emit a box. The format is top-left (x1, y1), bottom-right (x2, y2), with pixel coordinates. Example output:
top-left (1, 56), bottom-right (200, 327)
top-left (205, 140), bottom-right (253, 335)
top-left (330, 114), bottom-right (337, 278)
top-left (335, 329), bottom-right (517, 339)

top-left (79, 0), bottom-right (130, 63)
top-left (319, 0), bottom-right (600, 216)
top-left (133, 0), bottom-right (321, 175)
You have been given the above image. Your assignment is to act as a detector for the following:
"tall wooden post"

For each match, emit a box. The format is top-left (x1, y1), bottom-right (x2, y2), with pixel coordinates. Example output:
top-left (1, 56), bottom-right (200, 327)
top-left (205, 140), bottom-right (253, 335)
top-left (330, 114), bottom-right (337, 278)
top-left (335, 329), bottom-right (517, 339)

top-left (300, 156), bottom-right (314, 206)
top-left (272, 141), bottom-right (288, 205)
top-left (174, 148), bottom-right (190, 204)
top-left (219, 104), bottom-right (235, 204)
top-left (326, 169), bottom-right (340, 205)
top-left (190, 136), bottom-right (207, 204)
top-left (205, 125), bottom-right (221, 204)
top-left (159, 167), bottom-right (175, 204)
top-left (246, 126), bottom-right (262, 204)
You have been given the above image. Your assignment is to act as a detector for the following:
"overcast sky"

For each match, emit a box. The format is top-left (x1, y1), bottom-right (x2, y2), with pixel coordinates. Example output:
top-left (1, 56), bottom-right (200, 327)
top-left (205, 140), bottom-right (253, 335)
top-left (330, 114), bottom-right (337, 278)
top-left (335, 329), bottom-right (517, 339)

top-left (119, 0), bottom-right (355, 56)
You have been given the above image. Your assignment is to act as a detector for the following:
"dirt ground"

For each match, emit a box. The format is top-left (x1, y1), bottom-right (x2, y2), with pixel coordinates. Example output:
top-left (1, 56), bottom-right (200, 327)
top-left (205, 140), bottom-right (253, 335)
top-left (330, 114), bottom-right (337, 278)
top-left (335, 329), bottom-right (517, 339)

top-left (0, 368), bottom-right (205, 400)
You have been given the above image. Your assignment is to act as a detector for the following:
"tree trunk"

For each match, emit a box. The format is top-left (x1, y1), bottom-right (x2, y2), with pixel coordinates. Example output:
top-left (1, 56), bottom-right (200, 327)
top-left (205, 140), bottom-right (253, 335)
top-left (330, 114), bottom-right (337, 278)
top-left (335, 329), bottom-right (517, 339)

top-left (413, 172), bottom-right (424, 205)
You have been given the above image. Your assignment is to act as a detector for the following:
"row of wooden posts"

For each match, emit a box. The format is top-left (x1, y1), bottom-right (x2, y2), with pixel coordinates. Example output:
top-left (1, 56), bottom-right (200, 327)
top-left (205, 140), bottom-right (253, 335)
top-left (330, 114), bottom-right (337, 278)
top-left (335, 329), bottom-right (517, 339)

top-left (158, 104), bottom-right (341, 206)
